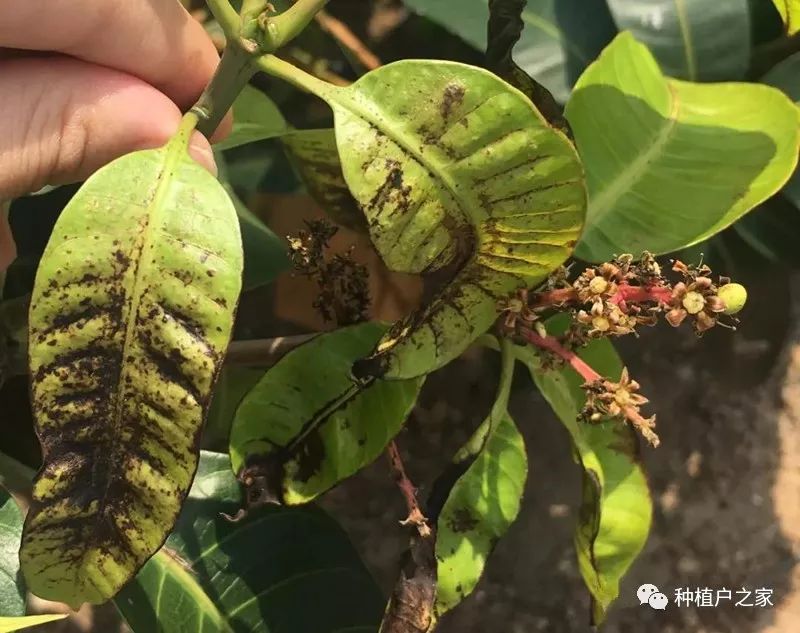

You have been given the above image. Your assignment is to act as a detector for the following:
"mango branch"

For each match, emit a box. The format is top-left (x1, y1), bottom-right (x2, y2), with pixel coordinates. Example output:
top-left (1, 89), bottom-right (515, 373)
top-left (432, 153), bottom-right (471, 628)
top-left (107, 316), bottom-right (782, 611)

top-left (518, 327), bottom-right (660, 447)
top-left (387, 441), bottom-right (431, 538)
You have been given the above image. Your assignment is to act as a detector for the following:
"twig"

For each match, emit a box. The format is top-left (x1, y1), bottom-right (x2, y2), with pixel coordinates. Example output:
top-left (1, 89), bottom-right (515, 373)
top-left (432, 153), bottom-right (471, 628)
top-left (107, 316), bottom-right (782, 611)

top-left (387, 441), bottom-right (431, 538)
top-left (225, 333), bottom-right (317, 366)
top-left (315, 10), bottom-right (382, 70)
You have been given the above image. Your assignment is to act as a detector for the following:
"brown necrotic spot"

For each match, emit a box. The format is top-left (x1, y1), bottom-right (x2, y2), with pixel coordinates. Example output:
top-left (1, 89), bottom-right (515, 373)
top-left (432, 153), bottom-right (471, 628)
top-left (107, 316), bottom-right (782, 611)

top-left (440, 83), bottom-right (466, 121)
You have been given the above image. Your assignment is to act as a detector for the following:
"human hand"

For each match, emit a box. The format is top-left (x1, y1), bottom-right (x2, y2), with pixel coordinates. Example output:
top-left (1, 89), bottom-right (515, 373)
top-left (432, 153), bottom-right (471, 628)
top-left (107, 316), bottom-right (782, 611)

top-left (0, 0), bottom-right (230, 271)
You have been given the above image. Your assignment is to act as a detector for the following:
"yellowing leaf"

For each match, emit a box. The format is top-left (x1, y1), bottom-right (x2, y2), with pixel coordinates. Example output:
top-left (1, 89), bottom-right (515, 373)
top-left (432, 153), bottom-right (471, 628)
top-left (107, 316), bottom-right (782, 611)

top-left (20, 115), bottom-right (244, 608)
top-left (0, 615), bottom-right (68, 633)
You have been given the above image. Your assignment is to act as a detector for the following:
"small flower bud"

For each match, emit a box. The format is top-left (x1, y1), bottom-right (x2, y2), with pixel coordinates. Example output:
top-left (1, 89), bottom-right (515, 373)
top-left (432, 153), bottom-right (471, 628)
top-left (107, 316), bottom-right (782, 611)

top-left (666, 308), bottom-right (687, 327)
top-left (717, 283), bottom-right (747, 315)
top-left (682, 291), bottom-right (706, 315)
top-left (592, 316), bottom-right (611, 332)
top-left (589, 276), bottom-right (609, 295)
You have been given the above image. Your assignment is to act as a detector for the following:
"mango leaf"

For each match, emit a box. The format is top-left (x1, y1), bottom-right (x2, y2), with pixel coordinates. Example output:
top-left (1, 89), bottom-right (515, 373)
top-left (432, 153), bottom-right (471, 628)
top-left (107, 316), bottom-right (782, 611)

top-left (519, 327), bottom-right (651, 624)
top-left (403, 0), bottom-right (617, 102)
top-left (0, 489), bottom-right (24, 616)
top-left (284, 59), bottom-right (585, 379)
top-left (204, 366), bottom-right (265, 449)
top-left (229, 323), bottom-right (424, 505)
top-left (282, 130), bottom-right (367, 232)
top-left (762, 51), bottom-right (800, 209)
top-left (117, 452), bottom-right (383, 633)
top-left (433, 411), bottom-right (527, 615)
top-left (214, 85), bottom-right (289, 151)
top-left (606, 0), bottom-right (751, 81)
top-left (772, 0), bottom-right (800, 32)
top-left (566, 32), bottom-right (800, 262)
top-left (224, 181), bottom-right (289, 290)
top-left (0, 615), bottom-right (68, 632)
top-left (20, 116), bottom-right (244, 608)
top-left (485, 0), bottom-right (570, 134)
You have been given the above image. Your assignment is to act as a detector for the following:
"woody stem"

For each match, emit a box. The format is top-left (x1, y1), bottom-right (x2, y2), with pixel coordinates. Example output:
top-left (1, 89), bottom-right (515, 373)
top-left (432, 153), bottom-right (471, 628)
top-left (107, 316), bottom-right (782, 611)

top-left (387, 440), bottom-right (431, 538)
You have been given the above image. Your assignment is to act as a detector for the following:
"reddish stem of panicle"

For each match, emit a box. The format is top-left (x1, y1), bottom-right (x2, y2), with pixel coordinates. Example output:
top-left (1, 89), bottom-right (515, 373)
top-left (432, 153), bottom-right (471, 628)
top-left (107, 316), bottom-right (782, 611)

top-left (609, 284), bottom-right (673, 307)
top-left (519, 329), bottom-right (601, 383)
top-left (387, 441), bottom-right (431, 538)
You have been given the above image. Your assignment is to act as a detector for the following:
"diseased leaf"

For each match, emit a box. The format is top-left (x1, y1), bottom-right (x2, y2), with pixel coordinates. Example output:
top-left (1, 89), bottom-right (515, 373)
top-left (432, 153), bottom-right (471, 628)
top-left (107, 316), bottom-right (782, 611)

top-left (214, 85), bottom-right (289, 151)
top-left (283, 129), bottom-right (367, 231)
top-left (606, 0), bottom-right (751, 80)
top-left (20, 116), bottom-right (244, 608)
top-left (519, 326), bottom-right (651, 624)
top-left (0, 489), bottom-right (24, 616)
top-left (117, 452), bottom-right (384, 633)
top-left (566, 32), bottom-right (800, 262)
top-left (772, 0), bottom-right (800, 32)
top-left (0, 615), bottom-right (68, 632)
top-left (432, 411), bottom-right (527, 616)
top-left (404, 0), bottom-right (618, 102)
top-left (304, 59), bottom-right (585, 380)
top-left (486, 0), bottom-right (570, 134)
top-left (229, 323), bottom-right (423, 505)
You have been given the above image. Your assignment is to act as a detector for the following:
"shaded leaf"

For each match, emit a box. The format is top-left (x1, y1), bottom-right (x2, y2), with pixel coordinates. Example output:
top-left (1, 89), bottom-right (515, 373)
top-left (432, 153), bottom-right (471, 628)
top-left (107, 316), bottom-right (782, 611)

top-left (433, 411), bottom-right (526, 616)
top-left (204, 366), bottom-right (265, 449)
top-left (403, 0), bottom-right (618, 102)
top-left (519, 325), bottom-right (651, 623)
top-left (0, 489), bottom-right (24, 616)
top-left (302, 59), bottom-right (584, 379)
top-left (772, 0), bottom-right (800, 32)
top-left (0, 615), bottom-right (68, 632)
top-left (214, 86), bottom-right (289, 151)
top-left (762, 51), bottom-right (800, 209)
top-left (566, 32), bottom-right (800, 262)
top-left (20, 117), bottom-right (244, 608)
top-left (223, 181), bottom-right (289, 290)
top-left (229, 323), bottom-right (423, 505)
top-left (485, 0), bottom-right (570, 134)
top-left (282, 130), bottom-right (367, 231)
top-left (733, 197), bottom-right (800, 264)
top-left (117, 452), bottom-right (384, 633)
top-left (606, 0), bottom-right (751, 80)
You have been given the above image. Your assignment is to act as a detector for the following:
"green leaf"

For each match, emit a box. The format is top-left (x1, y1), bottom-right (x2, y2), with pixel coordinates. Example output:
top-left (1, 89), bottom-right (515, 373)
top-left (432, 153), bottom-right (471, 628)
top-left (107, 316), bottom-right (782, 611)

top-left (519, 329), bottom-right (651, 623)
top-left (606, 0), bottom-right (751, 80)
top-left (204, 366), bottom-right (265, 449)
top-left (772, 0), bottom-right (800, 32)
top-left (762, 51), bottom-right (800, 209)
top-left (0, 615), bottom-right (68, 632)
top-left (733, 197), bottom-right (800, 264)
top-left (433, 411), bottom-right (527, 615)
top-left (230, 323), bottom-right (424, 505)
top-left (20, 116), bottom-right (244, 608)
top-left (566, 32), bottom-right (800, 262)
top-left (282, 130), bottom-right (367, 232)
top-left (117, 452), bottom-right (383, 633)
top-left (403, 0), bottom-right (617, 102)
top-left (310, 59), bottom-right (585, 380)
top-left (214, 85), bottom-right (289, 151)
top-left (224, 182), bottom-right (289, 290)
top-left (0, 490), bottom-right (24, 616)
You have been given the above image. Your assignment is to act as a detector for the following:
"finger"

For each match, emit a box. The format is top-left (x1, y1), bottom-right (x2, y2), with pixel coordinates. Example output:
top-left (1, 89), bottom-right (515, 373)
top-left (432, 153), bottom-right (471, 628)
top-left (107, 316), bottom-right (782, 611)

top-left (0, 202), bottom-right (15, 273)
top-left (0, 56), bottom-right (217, 199)
top-left (0, 0), bottom-right (222, 109)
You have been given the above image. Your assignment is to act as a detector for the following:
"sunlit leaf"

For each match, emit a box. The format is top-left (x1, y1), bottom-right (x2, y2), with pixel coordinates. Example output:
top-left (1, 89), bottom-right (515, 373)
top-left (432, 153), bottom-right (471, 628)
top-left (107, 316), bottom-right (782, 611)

top-left (0, 615), bottom-right (68, 632)
top-left (229, 323), bottom-right (423, 505)
top-left (117, 452), bottom-right (383, 633)
top-left (0, 489), bottom-right (24, 616)
top-left (433, 411), bottom-right (527, 615)
top-left (296, 59), bottom-right (584, 380)
top-left (772, 0), bottom-right (800, 33)
top-left (214, 85), bottom-right (289, 151)
top-left (518, 324), bottom-right (651, 624)
top-left (566, 32), bottom-right (800, 262)
top-left (403, 0), bottom-right (617, 102)
top-left (20, 116), bottom-right (244, 608)
top-left (606, 0), bottom-right (751, 80)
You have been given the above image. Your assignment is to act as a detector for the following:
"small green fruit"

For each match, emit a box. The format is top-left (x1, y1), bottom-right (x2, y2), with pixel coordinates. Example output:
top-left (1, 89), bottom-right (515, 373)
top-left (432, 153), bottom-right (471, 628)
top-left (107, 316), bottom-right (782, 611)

top-left (717, 283), bottom-right (747, 315)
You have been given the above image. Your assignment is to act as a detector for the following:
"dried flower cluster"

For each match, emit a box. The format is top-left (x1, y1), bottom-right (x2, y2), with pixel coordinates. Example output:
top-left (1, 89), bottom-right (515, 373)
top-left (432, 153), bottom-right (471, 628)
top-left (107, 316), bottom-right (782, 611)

top-left (497, 253), bottom-right (748, 447)
top-left (288, 219), bottom-right (370, 325)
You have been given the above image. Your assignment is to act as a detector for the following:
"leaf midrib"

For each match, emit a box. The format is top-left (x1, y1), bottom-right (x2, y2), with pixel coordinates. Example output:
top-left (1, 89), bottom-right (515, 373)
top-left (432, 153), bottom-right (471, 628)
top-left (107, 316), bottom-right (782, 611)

top-left (585, 83), bottom-right (681, 239)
